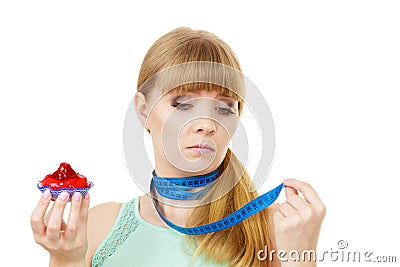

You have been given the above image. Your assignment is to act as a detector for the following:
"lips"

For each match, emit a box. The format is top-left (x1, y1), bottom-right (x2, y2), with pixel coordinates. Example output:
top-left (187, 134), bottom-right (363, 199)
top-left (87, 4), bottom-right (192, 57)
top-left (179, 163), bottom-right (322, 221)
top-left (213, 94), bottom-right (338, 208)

top-left (188, 144), bottom-right (214, 150)
top-left (187, 143), bottom-right (215, 153)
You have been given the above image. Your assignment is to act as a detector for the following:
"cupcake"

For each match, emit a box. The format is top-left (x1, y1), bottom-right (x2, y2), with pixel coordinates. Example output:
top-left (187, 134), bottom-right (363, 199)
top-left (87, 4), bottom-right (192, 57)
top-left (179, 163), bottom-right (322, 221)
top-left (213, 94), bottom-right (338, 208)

top-left (37, 162), bottom-right (93, 201)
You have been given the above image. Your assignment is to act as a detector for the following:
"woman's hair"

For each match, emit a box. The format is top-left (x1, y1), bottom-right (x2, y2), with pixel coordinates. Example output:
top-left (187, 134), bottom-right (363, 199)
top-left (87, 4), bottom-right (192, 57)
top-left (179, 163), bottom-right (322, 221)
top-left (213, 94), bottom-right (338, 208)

top-left (137, 27), bottom-right (272, 267)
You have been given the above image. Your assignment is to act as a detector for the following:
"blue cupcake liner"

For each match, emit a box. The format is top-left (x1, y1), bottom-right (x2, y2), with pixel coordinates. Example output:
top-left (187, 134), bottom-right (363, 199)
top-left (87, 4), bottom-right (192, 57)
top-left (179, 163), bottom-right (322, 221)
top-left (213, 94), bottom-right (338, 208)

top-left (37, 181), bottom-right (94, 201)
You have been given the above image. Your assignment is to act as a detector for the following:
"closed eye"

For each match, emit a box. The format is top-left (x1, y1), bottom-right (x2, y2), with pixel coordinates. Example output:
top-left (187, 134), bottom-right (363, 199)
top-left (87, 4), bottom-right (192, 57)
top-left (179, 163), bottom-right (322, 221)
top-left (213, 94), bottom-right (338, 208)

top-left (171, 101), bottom-right (193, 110)
top-left (170, 98), bottom-right (236, 115)
top-left (215, 107), bottom-right (236, 115)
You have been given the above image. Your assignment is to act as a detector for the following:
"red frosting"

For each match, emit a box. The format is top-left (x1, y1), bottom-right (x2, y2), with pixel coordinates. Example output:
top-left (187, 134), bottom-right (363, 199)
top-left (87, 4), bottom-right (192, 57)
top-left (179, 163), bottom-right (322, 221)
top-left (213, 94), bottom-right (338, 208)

top-left (41, 162), bottom-right (90, 189)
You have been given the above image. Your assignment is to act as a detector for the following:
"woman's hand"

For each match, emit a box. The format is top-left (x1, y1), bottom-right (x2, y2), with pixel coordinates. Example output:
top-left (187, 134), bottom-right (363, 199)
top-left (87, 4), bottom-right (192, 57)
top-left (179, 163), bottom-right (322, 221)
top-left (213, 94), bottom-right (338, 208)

top-left (30, 189), bottom-right (90, 267)
top-left (271, 178), bottom-right (326, 266)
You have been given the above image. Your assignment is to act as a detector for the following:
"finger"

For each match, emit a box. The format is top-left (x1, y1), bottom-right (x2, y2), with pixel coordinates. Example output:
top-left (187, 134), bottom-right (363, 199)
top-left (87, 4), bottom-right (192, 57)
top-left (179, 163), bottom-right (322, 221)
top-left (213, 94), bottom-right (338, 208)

top-left (278, 202), bottom-right (297, 218)
top-left (44, 203), bottom-right (55, 225)
top-left (286, 193), bottom-right (309, 211)
top-left (283, 178), bottom-right (322, 205)
top-left (45, 205), bottom-right (66, 229)
top-left (77, 193), bottom-right (90, 239)
top-left (268, 203), bottom-right (280, 214)
top-left (284, 183), bottom-right (298, 199)
top-left (284, 185), bottom-right (308, 211)
top-left (46, 191), bottom-right (70, 241)
top-left (31, 189), bottom-right (52, 239)
top-left (272, 204), bottom-right (285, 224)
top-left (64, 192), bottom-right (83, 240)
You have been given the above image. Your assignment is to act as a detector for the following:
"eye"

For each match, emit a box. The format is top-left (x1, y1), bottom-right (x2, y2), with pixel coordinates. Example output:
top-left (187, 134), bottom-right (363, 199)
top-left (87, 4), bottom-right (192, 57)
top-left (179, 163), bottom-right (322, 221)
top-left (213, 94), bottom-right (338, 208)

top-left (171, 101), bottom-right (193, 110)
top-left (215, 107), bottom-right (236, 115)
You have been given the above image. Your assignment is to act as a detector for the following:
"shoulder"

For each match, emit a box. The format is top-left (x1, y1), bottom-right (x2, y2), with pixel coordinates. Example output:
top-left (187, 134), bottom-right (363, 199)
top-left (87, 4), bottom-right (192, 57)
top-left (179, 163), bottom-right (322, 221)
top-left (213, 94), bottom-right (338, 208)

top-left (89, 202), bottom-right (123, 221)
top-left (85, 202), bottom-right (123, 266)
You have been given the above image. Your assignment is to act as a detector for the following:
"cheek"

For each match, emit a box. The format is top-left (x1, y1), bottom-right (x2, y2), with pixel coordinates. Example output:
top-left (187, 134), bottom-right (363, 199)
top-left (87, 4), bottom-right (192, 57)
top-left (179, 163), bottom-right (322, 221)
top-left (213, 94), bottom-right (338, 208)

top-left (151, 109), bottom-right (184, 154)
top-left (216, 133), bottom-right (231, 150)
top-left (148, 106), bottom-right (173, 133)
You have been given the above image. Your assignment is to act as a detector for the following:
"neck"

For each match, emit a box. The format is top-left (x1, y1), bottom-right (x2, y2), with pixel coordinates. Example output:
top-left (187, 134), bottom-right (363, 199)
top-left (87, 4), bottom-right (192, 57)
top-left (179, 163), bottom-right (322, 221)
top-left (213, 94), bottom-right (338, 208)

top-left (154, 161), bottom-right (219, 179)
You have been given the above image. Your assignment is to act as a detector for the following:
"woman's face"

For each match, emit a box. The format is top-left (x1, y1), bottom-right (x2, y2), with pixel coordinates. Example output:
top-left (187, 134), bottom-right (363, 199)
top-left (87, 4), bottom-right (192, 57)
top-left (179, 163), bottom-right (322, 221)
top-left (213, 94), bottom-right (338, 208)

top-left (145, 89), bottom-right (240, 176)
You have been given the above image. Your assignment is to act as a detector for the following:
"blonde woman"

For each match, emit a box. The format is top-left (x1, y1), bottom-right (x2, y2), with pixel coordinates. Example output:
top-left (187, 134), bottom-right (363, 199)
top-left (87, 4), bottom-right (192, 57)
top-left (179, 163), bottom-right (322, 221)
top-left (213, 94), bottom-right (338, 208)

top-left (31, 27), bottom-right (325, 267)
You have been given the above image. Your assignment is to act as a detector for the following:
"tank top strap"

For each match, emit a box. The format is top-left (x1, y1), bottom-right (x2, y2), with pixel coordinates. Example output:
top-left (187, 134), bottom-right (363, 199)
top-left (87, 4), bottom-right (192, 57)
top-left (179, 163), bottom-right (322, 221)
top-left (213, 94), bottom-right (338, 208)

top-left (92, 198), bottom-right (139, 267)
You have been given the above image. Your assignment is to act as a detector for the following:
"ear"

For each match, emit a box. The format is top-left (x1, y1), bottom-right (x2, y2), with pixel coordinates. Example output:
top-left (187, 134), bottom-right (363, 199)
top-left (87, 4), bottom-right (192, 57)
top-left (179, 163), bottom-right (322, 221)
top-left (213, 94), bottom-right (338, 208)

top-left (134, 92), bottom-right (150, 132)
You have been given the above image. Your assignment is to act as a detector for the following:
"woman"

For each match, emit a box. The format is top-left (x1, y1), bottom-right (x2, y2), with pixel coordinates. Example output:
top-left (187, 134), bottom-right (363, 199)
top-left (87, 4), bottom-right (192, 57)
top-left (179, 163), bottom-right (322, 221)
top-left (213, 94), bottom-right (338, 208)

top-left (31, 27), bottom-right (325, 267)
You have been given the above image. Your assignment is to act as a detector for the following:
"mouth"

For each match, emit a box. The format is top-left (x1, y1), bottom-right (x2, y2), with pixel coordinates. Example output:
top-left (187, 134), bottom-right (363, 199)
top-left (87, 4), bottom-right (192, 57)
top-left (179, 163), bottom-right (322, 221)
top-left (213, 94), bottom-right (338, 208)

top-left (187, 144), bottom-right (215, 154)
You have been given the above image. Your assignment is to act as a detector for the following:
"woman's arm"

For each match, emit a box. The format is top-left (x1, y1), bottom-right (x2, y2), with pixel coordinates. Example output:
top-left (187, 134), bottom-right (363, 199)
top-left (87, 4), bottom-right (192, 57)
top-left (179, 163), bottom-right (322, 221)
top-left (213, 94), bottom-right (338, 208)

top-left (269, 179), bottom-right (326, 267)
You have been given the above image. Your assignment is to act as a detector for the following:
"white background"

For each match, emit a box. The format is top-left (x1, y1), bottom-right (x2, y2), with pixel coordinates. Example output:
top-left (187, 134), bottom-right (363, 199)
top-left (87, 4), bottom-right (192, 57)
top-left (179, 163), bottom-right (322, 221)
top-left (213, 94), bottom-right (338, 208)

top-left (1, 1), bottom-right (399, 266)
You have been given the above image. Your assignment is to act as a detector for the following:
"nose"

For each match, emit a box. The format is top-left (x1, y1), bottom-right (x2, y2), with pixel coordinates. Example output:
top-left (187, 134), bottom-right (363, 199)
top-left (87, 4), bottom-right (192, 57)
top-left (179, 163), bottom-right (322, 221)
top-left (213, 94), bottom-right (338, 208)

top-left (192, 118), bottom-right (216, 135)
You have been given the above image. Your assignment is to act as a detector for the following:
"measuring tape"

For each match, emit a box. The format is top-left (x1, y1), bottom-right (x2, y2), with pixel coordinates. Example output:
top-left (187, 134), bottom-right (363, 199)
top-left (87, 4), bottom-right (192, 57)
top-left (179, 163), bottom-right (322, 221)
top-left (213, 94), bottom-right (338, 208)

top-left (151, 169), bottom-right (220, 200)
top-left (150, 169), bottom-right (284, 235)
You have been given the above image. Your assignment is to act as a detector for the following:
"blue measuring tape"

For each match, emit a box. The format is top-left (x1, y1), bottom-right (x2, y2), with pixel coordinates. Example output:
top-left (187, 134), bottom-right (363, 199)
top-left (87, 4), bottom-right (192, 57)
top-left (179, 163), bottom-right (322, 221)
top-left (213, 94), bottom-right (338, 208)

top-left (151, 169), bottom-right (220, 200)
top-left (150, 170), bottom-right (284, 235)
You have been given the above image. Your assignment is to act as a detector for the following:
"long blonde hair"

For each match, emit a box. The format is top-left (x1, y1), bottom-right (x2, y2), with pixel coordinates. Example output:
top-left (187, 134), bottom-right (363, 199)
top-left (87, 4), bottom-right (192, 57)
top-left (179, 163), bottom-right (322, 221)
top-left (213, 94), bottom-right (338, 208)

top-left (137, 27), bottom-right (271, 267)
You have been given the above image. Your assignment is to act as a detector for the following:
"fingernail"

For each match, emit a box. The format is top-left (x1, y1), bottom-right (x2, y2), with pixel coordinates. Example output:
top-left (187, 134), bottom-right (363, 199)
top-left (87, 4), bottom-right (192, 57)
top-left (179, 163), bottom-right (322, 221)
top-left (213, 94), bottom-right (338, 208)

top-left (59, 192), bottom-right (69, 201)
top-left (42, 189), bottom-right (50, 199)
top-left (73, 192), bottom-right (82, 202)
top-left (84, 193), bottom-right (90, 200)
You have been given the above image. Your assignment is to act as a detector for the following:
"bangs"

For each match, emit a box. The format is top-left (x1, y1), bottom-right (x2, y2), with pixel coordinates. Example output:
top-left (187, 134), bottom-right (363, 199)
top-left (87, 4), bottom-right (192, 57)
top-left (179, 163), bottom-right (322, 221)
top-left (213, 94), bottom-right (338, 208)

top-left (141, 61), bottom-right (245, 97)
top-left (138, 62), bottom-right (246, 115)
top-left (166, 82), bottom-right (241, 101)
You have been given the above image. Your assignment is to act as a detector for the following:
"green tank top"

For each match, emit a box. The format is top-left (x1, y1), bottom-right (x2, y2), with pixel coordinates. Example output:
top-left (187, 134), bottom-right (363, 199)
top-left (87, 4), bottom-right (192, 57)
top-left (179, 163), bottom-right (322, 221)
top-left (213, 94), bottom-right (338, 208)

top-left (92, 197), bottom-right (229, 267)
